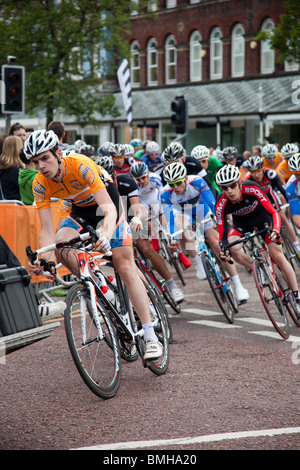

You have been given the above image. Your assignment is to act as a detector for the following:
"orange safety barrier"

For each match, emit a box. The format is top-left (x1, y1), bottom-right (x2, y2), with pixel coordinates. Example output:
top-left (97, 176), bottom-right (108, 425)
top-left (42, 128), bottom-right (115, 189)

top-left (0, 202), bottom-right (70, 283)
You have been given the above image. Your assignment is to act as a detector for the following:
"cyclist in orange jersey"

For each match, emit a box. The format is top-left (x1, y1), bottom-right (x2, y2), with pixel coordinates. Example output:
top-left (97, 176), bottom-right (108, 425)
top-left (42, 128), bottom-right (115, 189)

top-left (276, 143), bottom-right (299, 184)
top-left (22, 130), bottom-right (163, 360)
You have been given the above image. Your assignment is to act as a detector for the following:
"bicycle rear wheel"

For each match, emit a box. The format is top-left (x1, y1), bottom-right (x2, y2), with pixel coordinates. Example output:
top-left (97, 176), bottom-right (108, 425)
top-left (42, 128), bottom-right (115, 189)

top-left (64, 284), bottom-right (121, 399)
top-left (281, 228), bottom-right (300, 271)
top-left (253, 260), bottom-right (289, 339)
top-left (201, 252), bottom-right (235, 324)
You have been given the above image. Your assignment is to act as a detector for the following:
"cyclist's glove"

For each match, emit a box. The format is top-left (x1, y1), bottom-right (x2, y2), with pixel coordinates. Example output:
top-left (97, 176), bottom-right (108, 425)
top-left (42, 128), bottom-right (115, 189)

top-left (39, 259), bottom-right (56, 274)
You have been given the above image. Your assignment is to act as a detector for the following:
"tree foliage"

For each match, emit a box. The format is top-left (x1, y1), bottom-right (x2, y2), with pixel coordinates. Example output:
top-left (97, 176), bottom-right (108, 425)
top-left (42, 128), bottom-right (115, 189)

top-left (257, 0), bottom-right (300, 65)
top-left (0, 0), bottom-right (146, 127)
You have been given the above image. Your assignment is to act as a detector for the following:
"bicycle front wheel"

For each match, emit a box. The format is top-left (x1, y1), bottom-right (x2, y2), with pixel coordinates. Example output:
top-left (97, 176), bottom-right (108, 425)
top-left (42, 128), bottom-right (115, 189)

top-left (64, 284), bottom-right (121, 399)
top-left (253, 260), bottom-right (289, 339)
top-left (201, 252), bottom-right (235, 324)
top-left (160, 239), bottom-right (185, 286)
top-left (143, 281), bottom-right (170, 375)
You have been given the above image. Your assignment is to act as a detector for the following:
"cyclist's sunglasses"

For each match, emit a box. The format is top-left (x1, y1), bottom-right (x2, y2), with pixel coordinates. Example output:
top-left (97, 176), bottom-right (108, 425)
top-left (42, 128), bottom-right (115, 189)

top-left (266, 155), bottom-right (276, 159)
top-left (249, 168), bottom-right (263, 174)
top-left (168, 178), bottom-right (186, 187)
top-left (135, 175), bottom-right (148, 181)
top-left (219, 181), bottom-right (239, 191)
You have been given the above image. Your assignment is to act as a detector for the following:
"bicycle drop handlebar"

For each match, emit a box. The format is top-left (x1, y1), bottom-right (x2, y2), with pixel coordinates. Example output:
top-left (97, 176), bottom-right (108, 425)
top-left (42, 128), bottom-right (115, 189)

top-left (26, 225), bottom-right (112, 276)
top-left (222, 223), bottom-right (280, 251)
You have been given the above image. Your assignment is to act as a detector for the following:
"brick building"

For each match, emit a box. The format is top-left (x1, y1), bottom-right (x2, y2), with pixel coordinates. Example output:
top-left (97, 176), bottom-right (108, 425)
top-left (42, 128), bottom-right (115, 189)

top-left (101, 0), bottom-right (300, 155)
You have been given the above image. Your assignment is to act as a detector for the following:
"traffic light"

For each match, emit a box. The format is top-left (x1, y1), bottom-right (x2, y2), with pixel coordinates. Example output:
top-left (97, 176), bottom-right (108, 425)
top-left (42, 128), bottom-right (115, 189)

top-left (171, 96), bottom-right (188, 134)
top-left (1, 65), bottom-right (25, 114)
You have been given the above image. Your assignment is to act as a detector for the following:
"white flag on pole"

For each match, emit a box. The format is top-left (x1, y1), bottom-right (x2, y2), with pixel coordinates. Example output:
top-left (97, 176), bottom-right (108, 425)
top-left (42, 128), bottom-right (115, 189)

top-left (117, 58), bottom-right (133, 136)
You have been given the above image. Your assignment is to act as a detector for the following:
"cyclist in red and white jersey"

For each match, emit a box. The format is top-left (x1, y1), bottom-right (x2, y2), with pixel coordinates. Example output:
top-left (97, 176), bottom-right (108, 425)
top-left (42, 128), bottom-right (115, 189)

top-left (215, 164), bottom-right (300, 317)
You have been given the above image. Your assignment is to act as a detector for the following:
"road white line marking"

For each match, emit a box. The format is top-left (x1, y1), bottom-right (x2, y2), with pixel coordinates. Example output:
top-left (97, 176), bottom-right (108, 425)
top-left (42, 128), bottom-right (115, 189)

top-left (237, 317), bottom-right (280, 327)
top-left (72, 426), bottom-right (300, 450)
top-left (182, 308), bottom-right (222, 316)
top-left (188, 320), bottom-right (241, 329)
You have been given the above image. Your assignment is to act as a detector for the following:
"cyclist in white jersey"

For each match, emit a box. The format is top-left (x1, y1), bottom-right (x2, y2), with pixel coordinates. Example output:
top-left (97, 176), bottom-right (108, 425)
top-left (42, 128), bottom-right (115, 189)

top-left (130, 161), bottom-right (185, 303)
top-left (161, 162), bottom-right (249, 303)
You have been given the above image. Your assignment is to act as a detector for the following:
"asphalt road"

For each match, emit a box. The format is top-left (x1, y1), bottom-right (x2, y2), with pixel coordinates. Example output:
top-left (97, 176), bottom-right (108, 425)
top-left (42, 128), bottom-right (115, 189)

top-left (1, 261), bottom-right (300, 452)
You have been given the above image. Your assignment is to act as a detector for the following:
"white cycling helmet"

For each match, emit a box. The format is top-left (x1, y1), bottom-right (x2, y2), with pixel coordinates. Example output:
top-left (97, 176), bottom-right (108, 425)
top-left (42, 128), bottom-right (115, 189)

top-left (145, 141), bottom-right (160, 153)
top-left (288, 153), bottom-right (300, 172)
top-left (123, 144), bottom-right (135, 156)
top-left (98, 141), bottom-right (115, 156)
top-left (23, 130), bottom-right (59, 159)
top-left (163, 162), bottom-right (187, 183)
top-left (215, 164), bottom-right (241, 186)
top-left (245, 155), bottom-right (264, 172)
top-left (262, 143), bottom-right (278, 157)
top-left (163, 142), bottom-right (185, 161)
top-left (191, 145), bottom-right (210, 160)
top-left (95, 156), bottom-right (115, 175)
top-left (130, 161), bottom-right (148, 178)
top-left (281, 143), bottom-right (299, 158)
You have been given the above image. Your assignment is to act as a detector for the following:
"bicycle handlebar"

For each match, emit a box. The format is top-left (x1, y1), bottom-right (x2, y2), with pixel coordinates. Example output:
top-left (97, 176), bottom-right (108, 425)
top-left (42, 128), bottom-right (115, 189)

top-left (222, 223), bottom-right (278, 251)
top-left (26, 225), bottom-right (112, 277)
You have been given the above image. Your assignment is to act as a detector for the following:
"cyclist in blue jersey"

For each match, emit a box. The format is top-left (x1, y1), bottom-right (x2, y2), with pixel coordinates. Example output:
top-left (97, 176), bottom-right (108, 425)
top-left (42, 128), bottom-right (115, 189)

top-left (161, 162), bottom-right (249, 302)
top-left (286, 153), bottom-right (300, 229)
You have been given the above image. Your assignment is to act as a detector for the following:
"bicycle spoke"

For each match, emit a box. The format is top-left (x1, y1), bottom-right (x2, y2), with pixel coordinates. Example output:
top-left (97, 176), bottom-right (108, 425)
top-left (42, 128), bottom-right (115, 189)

top-left (64, 284), bottom-right (121, 399)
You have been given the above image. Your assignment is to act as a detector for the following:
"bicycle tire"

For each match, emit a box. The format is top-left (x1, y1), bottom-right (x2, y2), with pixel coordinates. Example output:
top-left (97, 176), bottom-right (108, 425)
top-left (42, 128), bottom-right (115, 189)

top-left (142, 281), bottom-right (170, 375)
top-left (64, 283), bottom-right (121, 399)
top-left (210, 250), bottom-right (239, 314)
top-left (252, 259), bottom-right (289, 339)
top-left (160, 239), bottom-right (185, 286)
top-left (272, 264), bottom-right (300, 328)
top-left (201, 252), bottom-right (235, 324)
top-left (280, 228), bottom-right (300, 271)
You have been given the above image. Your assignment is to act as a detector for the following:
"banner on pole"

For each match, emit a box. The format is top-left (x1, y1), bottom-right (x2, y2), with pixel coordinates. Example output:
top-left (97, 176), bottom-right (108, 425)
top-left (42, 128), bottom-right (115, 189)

top-left (117, 58), bottom-right (133, 136)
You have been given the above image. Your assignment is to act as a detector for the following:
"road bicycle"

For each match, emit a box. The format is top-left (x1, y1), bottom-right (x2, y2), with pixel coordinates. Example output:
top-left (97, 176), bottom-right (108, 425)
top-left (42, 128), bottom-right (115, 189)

top-left (171, 216), bottom-right (238, 324)
top-left (26, 226), bottom-right (169, 399)
top-left (225, 224), bottom-right (298, 339)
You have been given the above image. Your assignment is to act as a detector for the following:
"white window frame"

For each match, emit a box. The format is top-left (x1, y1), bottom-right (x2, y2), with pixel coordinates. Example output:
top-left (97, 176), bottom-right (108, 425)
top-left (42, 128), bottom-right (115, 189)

top-left (190, 30), bottom-right (202, 82)
top-left (210, 27), bottom-right (223, 79)
top-left (130, 40), bottom-right (140, 87)
top-left (147, 38), bottom-right (158, 86)
top-left (165, 35), bottom-right (177, 84)
top-left (231, 23), bottom-right (245, 77)
top-left (261, 18), bottom-right (275, 74)
top-left (166, 0), bottom-right (177, 8)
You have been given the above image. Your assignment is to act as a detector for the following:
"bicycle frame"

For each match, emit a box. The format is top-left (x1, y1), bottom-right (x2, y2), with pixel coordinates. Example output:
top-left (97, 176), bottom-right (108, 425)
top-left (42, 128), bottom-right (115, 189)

top-left (171, 217), bottom-right (230, 292)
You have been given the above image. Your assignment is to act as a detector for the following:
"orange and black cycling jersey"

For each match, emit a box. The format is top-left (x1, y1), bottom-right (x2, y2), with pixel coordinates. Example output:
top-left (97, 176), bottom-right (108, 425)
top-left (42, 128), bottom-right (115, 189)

top-left (32, 154), bottom-right (111, 212)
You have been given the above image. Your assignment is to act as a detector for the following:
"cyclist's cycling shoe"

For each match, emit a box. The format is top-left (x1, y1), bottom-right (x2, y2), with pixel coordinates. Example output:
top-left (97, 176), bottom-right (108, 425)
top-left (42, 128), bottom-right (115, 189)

top-left (144, 339), bottom-right (163, 360)
top-left (195, 262), bottom-right (207, 280)
top-left (171, 287), bottom-right (184, 303)
top-left (39, 300), bottom-right (66, 322)
top-left (294, 301), bottom-right (300, 320)
top-left (178, 251), bottom-right (192, 269)
top-left (235, 285), bottom-right (249, 304)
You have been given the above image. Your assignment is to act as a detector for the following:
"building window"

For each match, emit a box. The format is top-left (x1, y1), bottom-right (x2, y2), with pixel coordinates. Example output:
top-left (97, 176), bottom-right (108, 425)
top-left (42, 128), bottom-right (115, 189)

top-left (210, 27), bottom-right (223, 79)
top-left (147, 0), bottom-right (157, 11)
top-left (190, 30), bottom-right (202, 82)
top-left (261, 18), bottom-right (275, 74)
top-left (130, 0), bottom-right (139, 15)
top-left (130, 40), bottom-right (140, 87)
top-left (147, 38), bottom-right (158, 85)
top-left (232, 23), bottom-right (245, 77)
top-left (166, 0), bottom-right (177, 8)
top-left (166, 35), bottom-right (177, 84)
